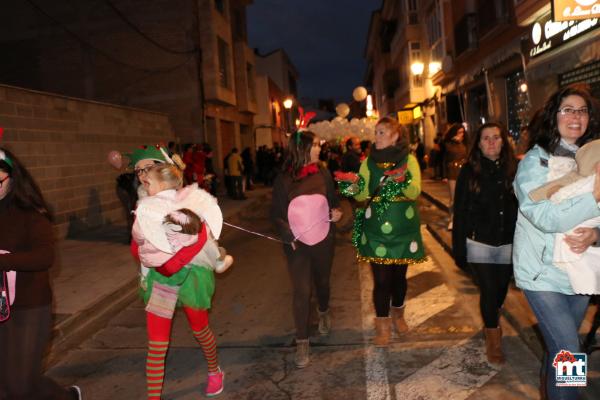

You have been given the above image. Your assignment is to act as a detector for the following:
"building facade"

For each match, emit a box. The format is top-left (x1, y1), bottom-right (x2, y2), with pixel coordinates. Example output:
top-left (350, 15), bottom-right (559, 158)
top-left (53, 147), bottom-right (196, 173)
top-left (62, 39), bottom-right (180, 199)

top-left (254, 49), bottom-right (300, 148)
top-left (0, 0), bottom-right (258, 172)
top-left (365, 0), bottom-right (599, 152)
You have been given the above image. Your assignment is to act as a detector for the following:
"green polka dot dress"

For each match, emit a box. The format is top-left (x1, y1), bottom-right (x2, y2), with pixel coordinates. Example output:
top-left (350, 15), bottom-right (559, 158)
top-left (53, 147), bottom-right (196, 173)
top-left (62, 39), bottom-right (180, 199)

top-left (354, 155), bottom-right (426, 265)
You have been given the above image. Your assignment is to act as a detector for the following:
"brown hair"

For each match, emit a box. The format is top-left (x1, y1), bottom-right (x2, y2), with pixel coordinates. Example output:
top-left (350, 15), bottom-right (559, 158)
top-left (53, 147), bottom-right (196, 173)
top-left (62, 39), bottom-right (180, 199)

top-left (163, 208), bottom-right (202, 234)
top-left (376, 116), bottom-right (408, 144)
top-left (283, 130), bottom-right (318, 179)
top-left (466, 122), bottom-right (517, 193)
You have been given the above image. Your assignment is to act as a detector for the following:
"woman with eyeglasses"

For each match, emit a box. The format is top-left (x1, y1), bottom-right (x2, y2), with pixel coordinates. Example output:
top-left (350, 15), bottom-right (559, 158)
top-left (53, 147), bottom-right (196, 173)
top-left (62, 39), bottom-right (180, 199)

top-left (512, 84), bottom-right (600, 400)
top-left (0, 147), bottom-right (81, 399)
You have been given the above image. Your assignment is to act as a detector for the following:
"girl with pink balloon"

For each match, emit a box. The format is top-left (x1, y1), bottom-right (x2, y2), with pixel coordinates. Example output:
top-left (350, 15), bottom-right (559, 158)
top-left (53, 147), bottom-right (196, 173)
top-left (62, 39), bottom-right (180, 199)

top-left (270, 130), bottom-right (343, 369)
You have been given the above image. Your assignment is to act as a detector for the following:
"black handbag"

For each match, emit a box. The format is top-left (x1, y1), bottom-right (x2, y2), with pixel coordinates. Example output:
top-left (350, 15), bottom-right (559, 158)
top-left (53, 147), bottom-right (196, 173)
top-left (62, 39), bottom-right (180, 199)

top-left (0, 271), bottom-right (10, 322)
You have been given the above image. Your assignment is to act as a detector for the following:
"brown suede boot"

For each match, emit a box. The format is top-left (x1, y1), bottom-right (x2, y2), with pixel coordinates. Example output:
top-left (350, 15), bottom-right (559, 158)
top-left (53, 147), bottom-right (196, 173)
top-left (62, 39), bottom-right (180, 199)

top-left (390, 305), bottom-right (409, 334)
top-left (484, 327), bottom-right (505, 364)
top-left (295, 339), bottom-right (310, 368)
top-left (318, 308), bottom-right (331, 336)
top-left (373, 317), bottom-right (391, 347)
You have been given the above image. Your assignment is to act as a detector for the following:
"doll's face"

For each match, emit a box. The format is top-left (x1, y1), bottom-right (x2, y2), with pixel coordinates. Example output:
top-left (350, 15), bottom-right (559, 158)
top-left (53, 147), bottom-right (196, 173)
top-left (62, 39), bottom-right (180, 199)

top-left (145, 170), bottom-right (171, 196)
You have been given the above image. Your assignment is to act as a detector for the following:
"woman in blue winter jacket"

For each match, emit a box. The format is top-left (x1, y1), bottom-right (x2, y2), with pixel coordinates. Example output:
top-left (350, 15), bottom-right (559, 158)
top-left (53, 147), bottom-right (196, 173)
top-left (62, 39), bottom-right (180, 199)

top-left (513, 84), bottom-right (600, 400)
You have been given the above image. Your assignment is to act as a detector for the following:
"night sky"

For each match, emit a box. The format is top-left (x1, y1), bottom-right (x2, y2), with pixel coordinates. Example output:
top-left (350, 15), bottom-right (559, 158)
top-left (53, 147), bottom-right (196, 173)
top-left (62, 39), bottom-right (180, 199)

top-left (247, 0), bottom-right (381, 103)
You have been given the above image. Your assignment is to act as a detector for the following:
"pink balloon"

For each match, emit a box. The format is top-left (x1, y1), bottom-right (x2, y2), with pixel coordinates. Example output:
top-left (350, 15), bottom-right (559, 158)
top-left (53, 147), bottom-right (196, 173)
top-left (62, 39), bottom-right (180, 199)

top-left (288, 194), bottom-right (330, 245)
top-left (107, 150), bottom-right (123, 169)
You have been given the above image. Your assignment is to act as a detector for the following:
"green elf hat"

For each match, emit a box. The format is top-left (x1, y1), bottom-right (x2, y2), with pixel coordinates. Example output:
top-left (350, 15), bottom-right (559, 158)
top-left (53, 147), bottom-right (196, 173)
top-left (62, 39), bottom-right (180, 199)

top-left (126, 144), bottom-right (168, 168)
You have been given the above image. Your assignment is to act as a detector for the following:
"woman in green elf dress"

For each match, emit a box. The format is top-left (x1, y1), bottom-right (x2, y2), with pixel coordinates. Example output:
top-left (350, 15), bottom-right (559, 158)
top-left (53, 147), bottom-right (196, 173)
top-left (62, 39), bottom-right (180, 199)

top-left (336, 116), bottom-right (426, 346)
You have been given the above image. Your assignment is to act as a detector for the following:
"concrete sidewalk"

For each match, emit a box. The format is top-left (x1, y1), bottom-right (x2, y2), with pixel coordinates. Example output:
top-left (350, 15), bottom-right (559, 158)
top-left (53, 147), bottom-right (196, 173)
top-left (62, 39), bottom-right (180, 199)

top-left (48, 185), bottom-right (271, 365)
top-left (420, 176), bottom-right (599, 362)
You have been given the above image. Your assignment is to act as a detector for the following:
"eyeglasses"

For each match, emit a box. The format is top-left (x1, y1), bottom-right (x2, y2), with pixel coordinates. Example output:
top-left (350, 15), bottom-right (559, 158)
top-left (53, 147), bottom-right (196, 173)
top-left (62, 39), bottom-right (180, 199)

top-left (0, 176), bottom-right (9, 188)
top-left (134, 165), bottom-right (154, 177)
top-left (558, 107), bottom-right (589, 117)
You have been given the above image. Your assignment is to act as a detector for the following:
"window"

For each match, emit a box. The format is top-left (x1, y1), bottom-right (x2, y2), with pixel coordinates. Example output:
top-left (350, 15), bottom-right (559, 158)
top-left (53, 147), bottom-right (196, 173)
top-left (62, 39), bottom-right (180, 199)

top-left (406, 0), bottom-right (419, 25)
top-left (409, 42), bottom-right (423, 87)
top-left (217, 37), bottom-right (231, 88)
top-left (246, 63), bottom-right (256, 102)
top-left (233, 9), bottom-right (246, 41)
top-left (215, 0), bottom-right (225, 14)
top-left (426, 1), bottom-right (444, 62)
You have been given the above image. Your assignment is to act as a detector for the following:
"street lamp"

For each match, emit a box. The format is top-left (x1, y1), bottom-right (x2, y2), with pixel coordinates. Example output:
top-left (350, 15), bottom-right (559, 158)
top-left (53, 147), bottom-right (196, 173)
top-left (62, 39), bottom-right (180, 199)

top-left (282, 97), bottom-right (294, 133)
top-left (410, 61), bottom-right (425, 76)
top-left (428, 61), bottom-right (441, 76)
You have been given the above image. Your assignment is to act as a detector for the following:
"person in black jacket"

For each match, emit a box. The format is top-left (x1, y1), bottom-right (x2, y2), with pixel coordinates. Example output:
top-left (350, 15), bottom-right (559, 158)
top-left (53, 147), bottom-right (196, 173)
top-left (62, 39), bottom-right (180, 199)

top-left (451, 122), bottom-right (518, 365)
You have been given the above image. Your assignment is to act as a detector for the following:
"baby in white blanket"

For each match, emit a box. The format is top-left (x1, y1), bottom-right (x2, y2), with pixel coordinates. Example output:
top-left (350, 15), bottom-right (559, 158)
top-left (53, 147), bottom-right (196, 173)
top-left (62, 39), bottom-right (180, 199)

top-left (529, 139), bottom-right (600, 294)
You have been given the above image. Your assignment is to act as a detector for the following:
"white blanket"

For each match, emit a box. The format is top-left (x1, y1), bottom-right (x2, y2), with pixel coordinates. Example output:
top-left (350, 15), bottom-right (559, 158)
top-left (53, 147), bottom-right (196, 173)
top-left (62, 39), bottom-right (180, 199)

top-left (549, 157), bottom-right (600, 294)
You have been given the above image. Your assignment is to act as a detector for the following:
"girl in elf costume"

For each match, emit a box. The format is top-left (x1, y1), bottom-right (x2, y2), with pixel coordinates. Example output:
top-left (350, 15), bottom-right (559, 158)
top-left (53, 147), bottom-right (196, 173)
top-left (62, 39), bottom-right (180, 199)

top-left (336, 116), bottom-right (427, 347)
top-left (128, 146), bottom-right (225, 398)
top-left (270, 130), bottom-right (343, 368)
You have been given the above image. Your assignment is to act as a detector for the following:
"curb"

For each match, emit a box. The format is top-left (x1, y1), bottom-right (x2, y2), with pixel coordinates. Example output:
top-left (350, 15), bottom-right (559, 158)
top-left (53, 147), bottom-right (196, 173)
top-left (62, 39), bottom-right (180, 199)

top-left (47, 190), bottom-right (270, 366)
top-left (421, 189), bottom-right (544, 361)
top-left (421, 189), bottom-right (450, 213)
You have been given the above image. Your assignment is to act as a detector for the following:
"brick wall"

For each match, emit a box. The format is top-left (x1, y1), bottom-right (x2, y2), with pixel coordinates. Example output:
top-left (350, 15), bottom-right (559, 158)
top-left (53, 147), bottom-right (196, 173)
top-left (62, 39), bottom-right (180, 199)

top-left (0, 84), bottom-right (173, 238)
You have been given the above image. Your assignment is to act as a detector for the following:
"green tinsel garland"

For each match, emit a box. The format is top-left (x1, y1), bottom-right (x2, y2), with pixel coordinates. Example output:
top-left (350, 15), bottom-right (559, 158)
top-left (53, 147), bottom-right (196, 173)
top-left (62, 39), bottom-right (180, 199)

top-left (352, 207), bottom-right (366, 248)
top-left (350, 168), bottom-right (413, 247)
top-left (338, 175), bottom-right (365, 197)
top-left (373, 170), bottom-right (412, 217)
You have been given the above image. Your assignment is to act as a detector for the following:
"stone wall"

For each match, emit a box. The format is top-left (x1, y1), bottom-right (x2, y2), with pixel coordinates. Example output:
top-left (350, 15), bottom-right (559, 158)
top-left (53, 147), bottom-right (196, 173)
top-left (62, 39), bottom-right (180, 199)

top-left (0, 84), bottom-right (173, 238)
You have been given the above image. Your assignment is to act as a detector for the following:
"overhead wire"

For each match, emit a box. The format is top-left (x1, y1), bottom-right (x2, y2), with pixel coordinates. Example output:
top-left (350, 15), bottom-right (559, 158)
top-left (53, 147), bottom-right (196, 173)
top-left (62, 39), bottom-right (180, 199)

top-left (103, 0), bottom-right (198, 55)
top-left (24, 0), bottom-right (194, 73)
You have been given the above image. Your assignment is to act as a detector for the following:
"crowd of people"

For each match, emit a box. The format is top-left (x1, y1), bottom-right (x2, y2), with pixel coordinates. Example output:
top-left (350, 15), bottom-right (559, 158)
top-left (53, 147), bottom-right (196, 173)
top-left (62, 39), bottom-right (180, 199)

top-left (1, 83), bottom-right (599, 400)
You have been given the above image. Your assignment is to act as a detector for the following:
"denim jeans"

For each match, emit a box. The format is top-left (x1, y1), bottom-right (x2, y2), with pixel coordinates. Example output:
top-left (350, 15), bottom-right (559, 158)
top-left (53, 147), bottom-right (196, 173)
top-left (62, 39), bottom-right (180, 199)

top-left (524, 290), bottom-right (590, 400)
top-left (466, 238), bottom-right (512, 264)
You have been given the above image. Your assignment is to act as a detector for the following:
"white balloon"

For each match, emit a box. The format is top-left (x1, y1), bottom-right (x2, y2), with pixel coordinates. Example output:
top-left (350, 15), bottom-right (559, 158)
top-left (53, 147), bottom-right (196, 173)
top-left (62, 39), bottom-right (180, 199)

top-left (336, 103), bottom-right (350, 118)
top-left (353, 86), bottom-right (368, 102)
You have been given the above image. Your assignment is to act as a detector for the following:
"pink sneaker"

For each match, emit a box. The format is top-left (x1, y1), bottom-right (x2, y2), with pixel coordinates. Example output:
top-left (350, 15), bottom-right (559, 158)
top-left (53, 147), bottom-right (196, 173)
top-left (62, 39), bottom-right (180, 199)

top-left (206, 367), bottom-right (224, 397)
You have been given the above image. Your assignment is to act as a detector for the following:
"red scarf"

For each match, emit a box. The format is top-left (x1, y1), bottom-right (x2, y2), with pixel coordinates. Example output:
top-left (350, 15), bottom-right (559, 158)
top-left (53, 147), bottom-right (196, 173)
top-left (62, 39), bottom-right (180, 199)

top-left (296, 163), bottom-right (319, 179)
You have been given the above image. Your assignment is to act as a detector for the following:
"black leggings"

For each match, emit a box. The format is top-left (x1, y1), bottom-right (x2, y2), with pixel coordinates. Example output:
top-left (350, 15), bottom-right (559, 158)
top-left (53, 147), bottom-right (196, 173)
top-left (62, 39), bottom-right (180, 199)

top-left (284, 235), bottom-right (335, 339)
top-left (370, 263), bottom-right (408, 317)
top-left (470, 263), bottom-right (513, 328)
top-left (0, 304), bottom-right (72, 400)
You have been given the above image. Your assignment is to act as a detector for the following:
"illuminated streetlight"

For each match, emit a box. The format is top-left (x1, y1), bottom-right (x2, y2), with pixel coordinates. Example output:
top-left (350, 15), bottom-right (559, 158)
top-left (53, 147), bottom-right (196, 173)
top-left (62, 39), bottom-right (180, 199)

top-left (428, 61), bottom-right (441, 76)
top-left (283, 97), bottom-right (293, 109)
top-left (410, 61), bottom-right (424, 76)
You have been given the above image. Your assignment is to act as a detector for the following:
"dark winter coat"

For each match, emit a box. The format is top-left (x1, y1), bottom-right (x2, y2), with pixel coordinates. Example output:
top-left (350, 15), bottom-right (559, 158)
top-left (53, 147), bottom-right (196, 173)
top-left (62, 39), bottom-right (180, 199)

top-left (452, 157), bottom-right (518, 269)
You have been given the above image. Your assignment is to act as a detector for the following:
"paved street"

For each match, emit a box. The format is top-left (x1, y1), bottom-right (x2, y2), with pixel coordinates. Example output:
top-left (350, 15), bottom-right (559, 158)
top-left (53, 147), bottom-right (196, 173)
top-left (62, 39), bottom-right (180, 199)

top-left (46, 198), bottom-right (554, 399)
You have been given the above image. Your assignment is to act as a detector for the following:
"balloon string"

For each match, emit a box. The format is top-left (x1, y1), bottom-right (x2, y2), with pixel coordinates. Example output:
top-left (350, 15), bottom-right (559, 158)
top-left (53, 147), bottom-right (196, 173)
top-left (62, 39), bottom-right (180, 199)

top-left (223, 218), bottom-right (332, 247)
top-left (292, 218), bottom-right (332, 241)
top-left (223, 222), bottom-right (291, 245)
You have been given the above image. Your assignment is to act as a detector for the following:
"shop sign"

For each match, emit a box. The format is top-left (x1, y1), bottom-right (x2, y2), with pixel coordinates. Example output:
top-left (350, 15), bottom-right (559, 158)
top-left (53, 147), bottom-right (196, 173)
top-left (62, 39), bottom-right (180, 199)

top-left (412, 106), bottom-right (423, 120)
top-left (524, 12), bottom-right (599, 58)
top-left (552, 0), bottom-right (600, 22)
top-left (397, 110), bottom-right (413, 124)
